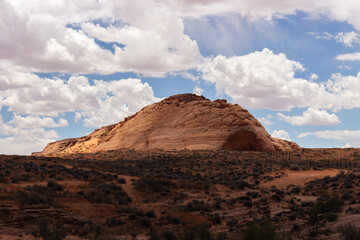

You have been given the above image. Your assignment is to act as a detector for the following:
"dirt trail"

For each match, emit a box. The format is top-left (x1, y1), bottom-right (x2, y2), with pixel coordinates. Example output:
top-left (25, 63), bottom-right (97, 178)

top-left (261, 169), bottom-right (341, 189)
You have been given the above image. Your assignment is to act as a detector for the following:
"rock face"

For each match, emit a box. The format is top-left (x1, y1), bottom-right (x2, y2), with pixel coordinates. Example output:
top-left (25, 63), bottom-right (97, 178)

top-left (33, 94), bottom-right (299, 156)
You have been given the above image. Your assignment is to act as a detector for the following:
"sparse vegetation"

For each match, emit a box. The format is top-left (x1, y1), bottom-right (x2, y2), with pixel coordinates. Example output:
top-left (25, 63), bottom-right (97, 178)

top-left (339, 223), bottom-right (360, 240)
top-left (1, 148), bottom-right (360, 239)
top-left (241, 223), bottom-right (277, 240)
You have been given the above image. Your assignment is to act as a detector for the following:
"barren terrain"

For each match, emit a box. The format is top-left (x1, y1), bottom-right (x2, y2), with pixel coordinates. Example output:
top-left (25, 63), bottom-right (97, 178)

top-left (1, 148), bottom-right (360, 239)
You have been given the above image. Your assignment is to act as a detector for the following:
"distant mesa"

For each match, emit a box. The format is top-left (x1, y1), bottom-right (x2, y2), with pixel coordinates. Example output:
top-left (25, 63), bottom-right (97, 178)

top-left (33, 94), bottom-right (300, 156)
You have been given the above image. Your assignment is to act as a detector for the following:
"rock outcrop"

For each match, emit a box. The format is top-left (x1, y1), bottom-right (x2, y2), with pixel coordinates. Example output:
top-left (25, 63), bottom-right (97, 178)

top-left (33, 94), bottom-right (299, 156)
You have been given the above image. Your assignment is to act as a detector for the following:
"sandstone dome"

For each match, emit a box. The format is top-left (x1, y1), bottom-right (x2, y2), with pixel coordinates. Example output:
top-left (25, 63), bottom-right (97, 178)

top-left (33, 94), bottom-right (299, 156)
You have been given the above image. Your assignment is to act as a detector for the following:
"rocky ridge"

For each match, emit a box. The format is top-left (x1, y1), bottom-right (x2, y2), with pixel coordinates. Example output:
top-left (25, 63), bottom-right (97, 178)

top-left (33, 94), bottom-right (299, 156)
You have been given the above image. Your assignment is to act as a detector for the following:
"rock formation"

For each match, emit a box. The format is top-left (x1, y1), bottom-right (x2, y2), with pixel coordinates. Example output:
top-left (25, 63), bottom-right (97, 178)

top-left (33, 94), bottom-right (299, 156)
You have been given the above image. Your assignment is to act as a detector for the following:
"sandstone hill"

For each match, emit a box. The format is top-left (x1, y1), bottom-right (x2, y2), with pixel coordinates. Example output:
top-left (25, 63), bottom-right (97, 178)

top-left (33, 94), bottom-right (299, 156)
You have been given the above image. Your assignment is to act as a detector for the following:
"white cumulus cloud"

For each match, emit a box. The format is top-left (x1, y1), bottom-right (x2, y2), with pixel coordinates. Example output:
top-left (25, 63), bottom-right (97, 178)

top-left (200, 48), bottom-right (338, 111)
top-left (201, 49), bottom-right (360, 112)
top-left (193, 86), bottom-right (204, 96)
top-left (298, 130), bottom-right (360, 147)
top-left (9, 114), bottom-right (68, 128)
top-left (309, 31), bottom-right (360, 47)
top-left (337, 64), bottom-right (352, 70)
top-left (0, 0), bottom-right (203, 77)
top-left (343, 143), bottom-right (353, 148)
top-left (0, 121), bottom-right (59, 155)
top-left (1, 0), bottom-right (360, 77)
top-left (336, 31), bottom-right (360, 47)
top-left (271, 130), bottom-right (291, 141)
top-left (0, 72), bottom-right (159, 127)
top-left (259, 116), bottom-right (274, 125)
top-left (336, 52), bottom-right (360, 61)
top-left (277, 108), bottom-right (340, 126)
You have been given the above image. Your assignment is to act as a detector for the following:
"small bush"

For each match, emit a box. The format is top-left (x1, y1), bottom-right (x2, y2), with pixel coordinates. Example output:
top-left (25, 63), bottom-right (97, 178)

top-left (140, 218), bottom-right (151, 228)
top-left (324, 212), bottom-right (339, 222)
top-left (135, 176), bottom-right (173, 193)
top-left (338, 223), bottom-right (360, 240)
top-left (105, 217), bottom-right (125, 227)
top-left (185, 200), bottom-right (211, 212)
top-left (37, 217), bottom-right (70, 240)
top-left (0, 174), bottom-right (8, 184)
top-left (117, 178), bottom-right (126, 184)
top-left (290, 164), bottom-right (300, 171)
top-left (243, 200), bottom-right (253, 207)
top-left (17, 185), bottom-right (56, 205)
top-left (316, 193), bottom-right (344, 213)
top-left (11, 174), bottom-right (29, 183)
top-left (166, 215), bottom-right (181, 225)
top-left (271, 193), bottom-right (282, 202)
top-left (226, 219), bottom-right (237, 228)
top-left (211, 213), bottom-right (222, 225)
top-left (47, 180), bottom-right (63, 191)
top-left (161, 230), bottom-right (178, 240)
top-left (145, 209), bottom-right (156, 218)
top-left (128, 213), bottom-right (137, 220)
top-left (195, 223), bottom-right (213, 240)
top-left (0, 208), bottom-right (11, 220)
top-left (291, 186), bottom-right (301, 194)
top-left (241, 223), bottom-right (277, 240)
top-left (87, 182), bottom-right (131, 205)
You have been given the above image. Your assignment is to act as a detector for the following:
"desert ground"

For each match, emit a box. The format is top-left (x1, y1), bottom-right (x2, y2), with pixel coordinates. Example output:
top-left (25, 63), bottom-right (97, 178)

top-left (1, 148), bottom-right (360, 239)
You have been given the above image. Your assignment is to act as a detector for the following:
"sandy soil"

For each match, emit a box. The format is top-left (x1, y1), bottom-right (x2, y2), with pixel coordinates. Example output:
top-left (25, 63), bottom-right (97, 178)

top-left (0, 235), bottom-right (36, 240)
top-left (261, 169), bottom-right (341, 189)
top-left (61, 198), bottom-right (117, 222)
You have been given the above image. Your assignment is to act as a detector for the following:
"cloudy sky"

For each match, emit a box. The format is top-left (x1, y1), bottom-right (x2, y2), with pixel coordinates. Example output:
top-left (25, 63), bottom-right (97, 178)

top-left (1, 0), bottom-right (360, 154)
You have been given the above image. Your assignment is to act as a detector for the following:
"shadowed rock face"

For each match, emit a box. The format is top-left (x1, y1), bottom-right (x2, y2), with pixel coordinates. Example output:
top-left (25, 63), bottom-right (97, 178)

top-left (222, 130), bottom-right (267, 151)
top-left (33, 94), bottom-right (299, 156)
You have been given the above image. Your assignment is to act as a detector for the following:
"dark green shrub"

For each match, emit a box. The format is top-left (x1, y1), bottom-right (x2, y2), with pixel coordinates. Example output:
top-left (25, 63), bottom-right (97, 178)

top-left (324, 212), bottom-right (339, 222)
top-left (105, 217), bottom-right (125, 227)
top-left (342, 191), bottom-right (353, 201)
top-left (185, 200), bottom-right (211, 212)
top-left (37, 217), bottom-right (69, 240)
top-left (20, 185), bottom-right (57, 205)
top-left (135, 176), bottom-right (173, 193)
top-left (87, 182), bottom-right (131, 205)
top-left (272, 193), bottom-right (281, 202)
top-left (226, 219), bottom-right (237, 228)
top-left (178, 226), bottom-right (196, 240)
top-left (290, 164), bottom-right (300, 171)
top-left (243, 200), bottom-right (253, 207)
top-left (129, 213), bottom-right (137, 220)
top-left (338, 223), bottom-right (360, 240)
top-left (140, 218), bottom-right (151, 228)
top-left (306, 206), bottom-right (322, 237)
top-left (215, 232), bottom-right (228, 240)
top-left (0, 173), bottom-right (8, 184)
top-left (161, 230), bottom-right (178, 240)
top-left (316, 193), bottom-right (344, 213)
top-left (11, 174), bottom-right (29, 183)
top-left (166, 215), bottom-right (180, 225)
top-left (47, 180), bottom-right (63, 191)
top-left (0, 208), bottom-right (11, 220)
top-left (117, 178), bottom-right (126, 184)
top-left (211, 213), bottom-right (222, 225)
top-left (145, 209), bottom-right (156, 218)
top-left (196, 224), bottom-right (213, 240)
top-left (291, 186), bottom-right (301, 194)
top-left (241, 223), bottom-right (277, 240)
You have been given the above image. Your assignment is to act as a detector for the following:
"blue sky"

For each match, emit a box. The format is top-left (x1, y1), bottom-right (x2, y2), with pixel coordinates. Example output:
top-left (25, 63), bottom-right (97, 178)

top-left (0, 0), bottom-right (360, 154)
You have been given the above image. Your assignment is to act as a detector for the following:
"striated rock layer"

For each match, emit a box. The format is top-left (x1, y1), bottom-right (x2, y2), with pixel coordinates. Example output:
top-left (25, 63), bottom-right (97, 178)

top-left (33, 94), bottom-right (300, 156)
